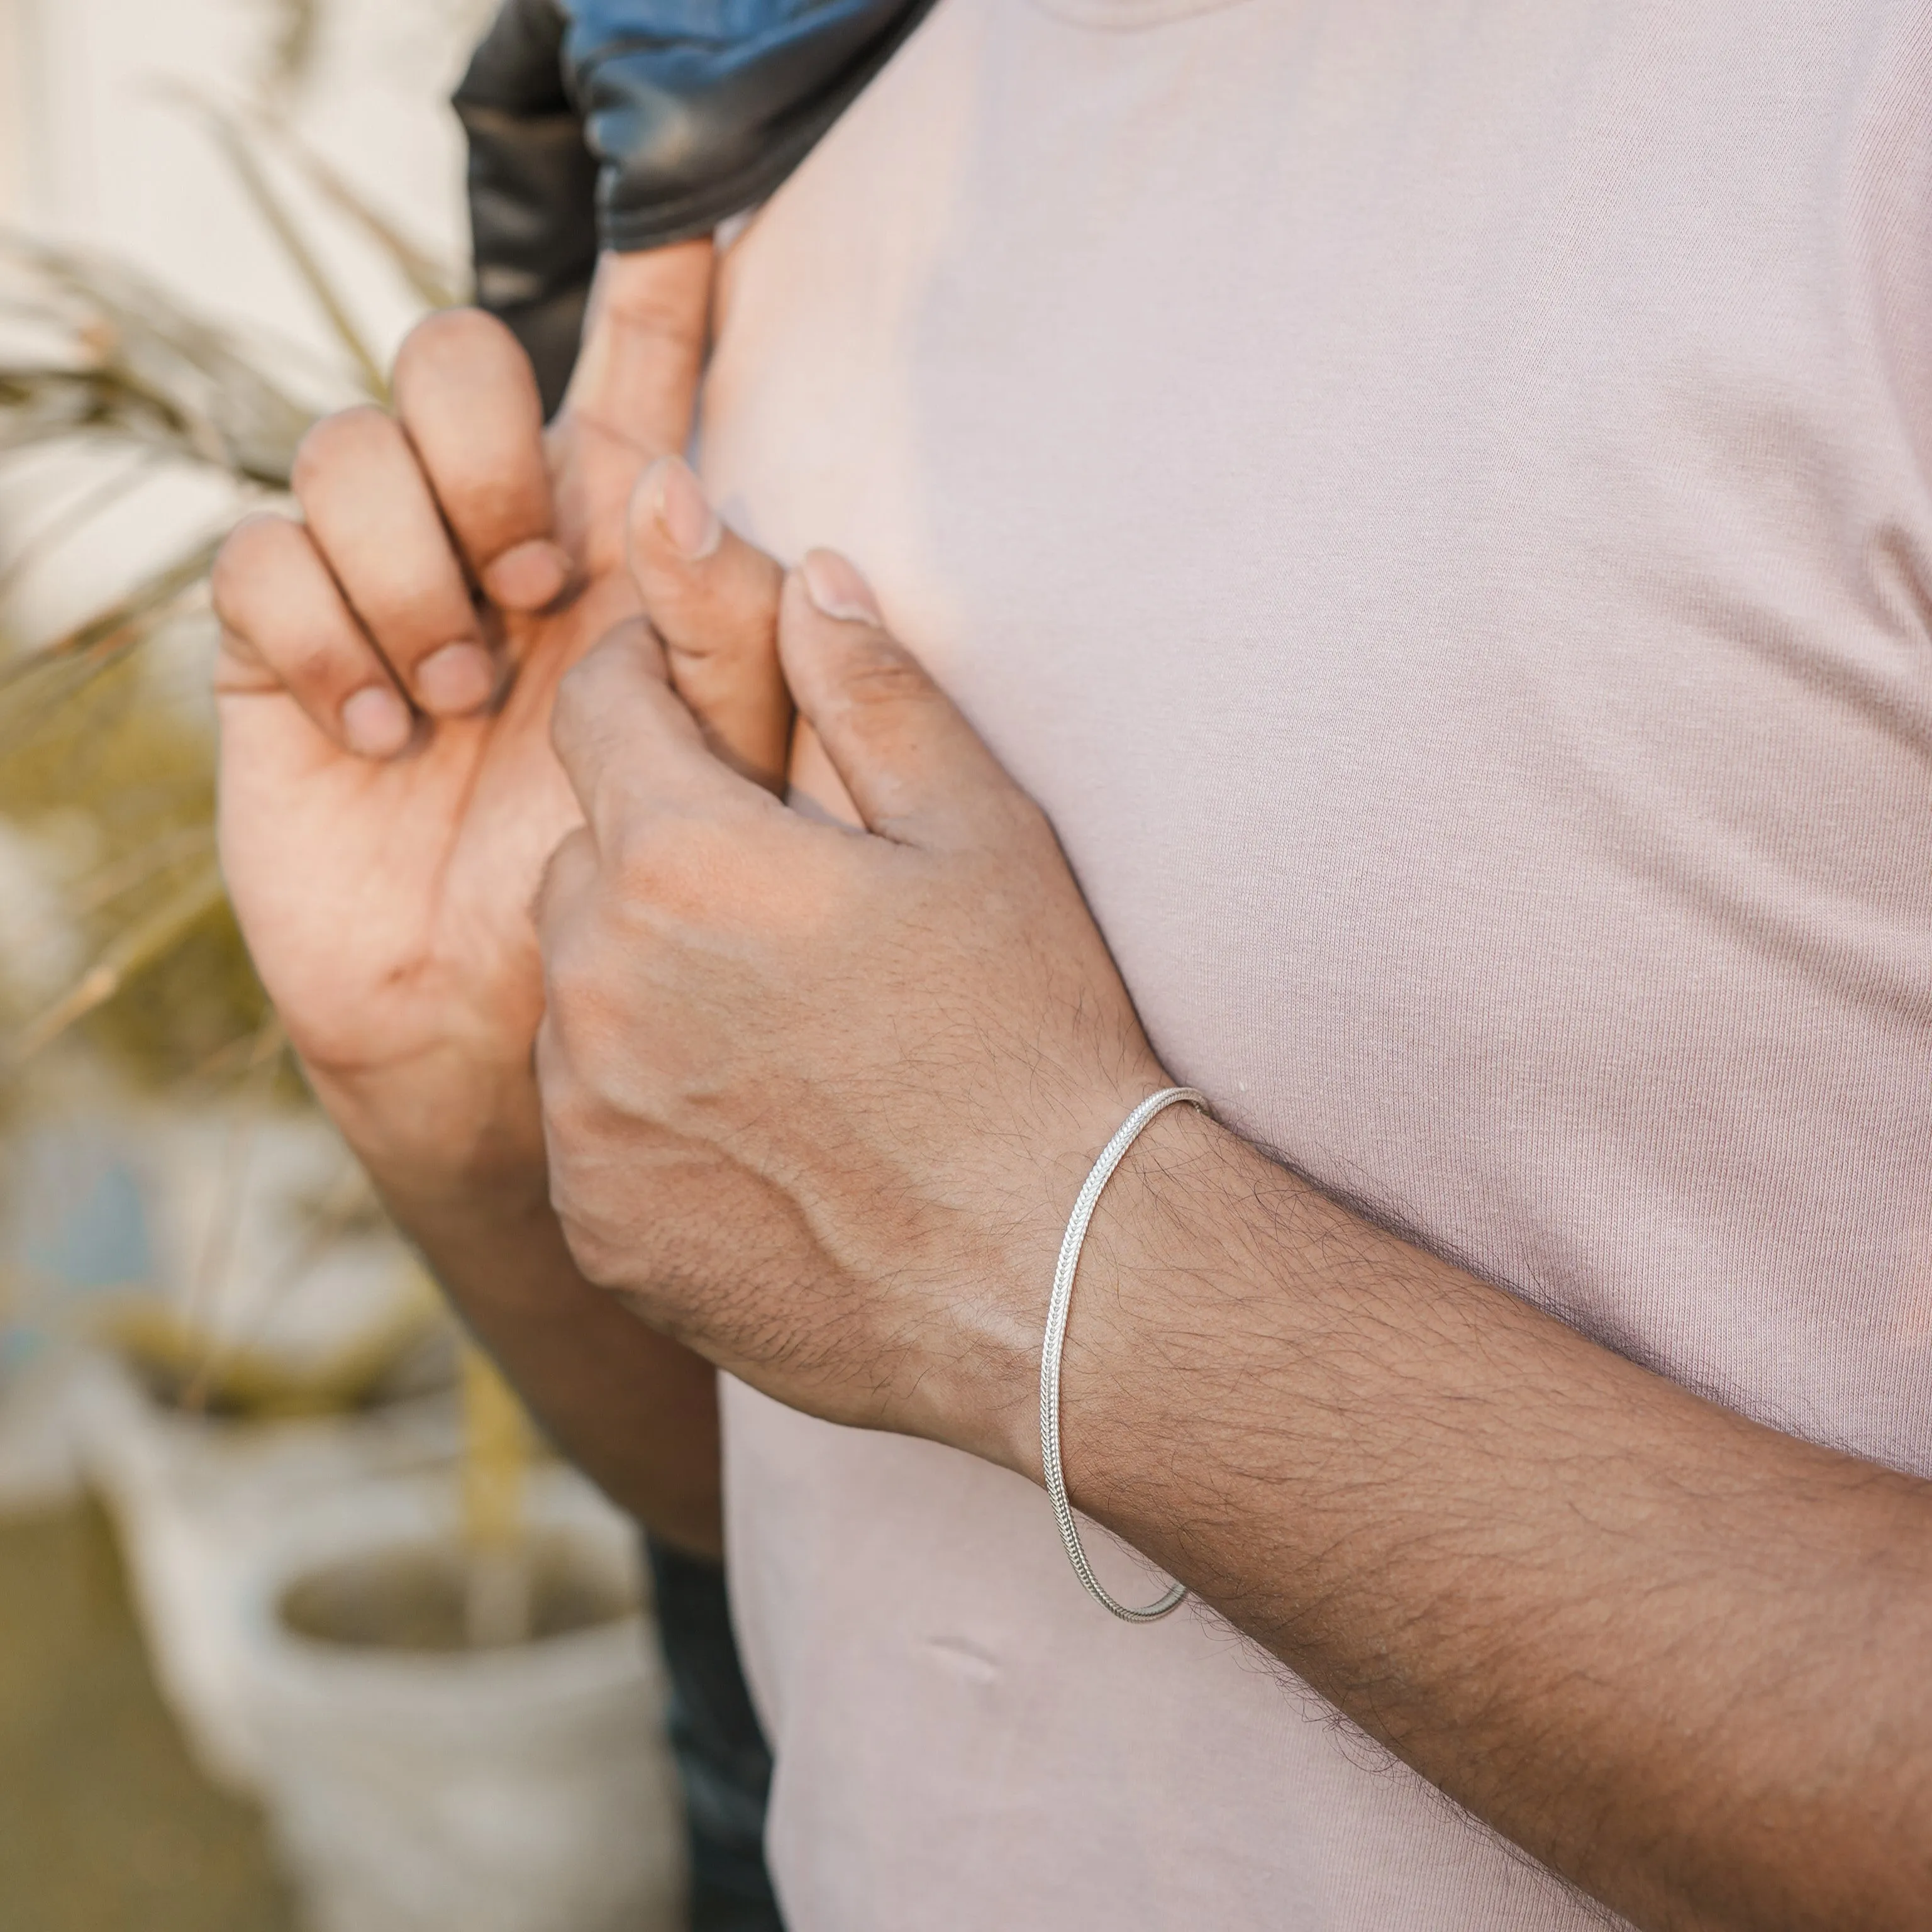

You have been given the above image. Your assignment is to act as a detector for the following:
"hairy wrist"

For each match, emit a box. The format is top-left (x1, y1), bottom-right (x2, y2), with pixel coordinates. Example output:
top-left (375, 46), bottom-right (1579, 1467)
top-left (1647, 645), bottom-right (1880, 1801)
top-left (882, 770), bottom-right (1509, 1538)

top-left (972, 1097), bottom-right (1237, 1486)
top-left (1039, 1106), bottom-right (1301, 1553)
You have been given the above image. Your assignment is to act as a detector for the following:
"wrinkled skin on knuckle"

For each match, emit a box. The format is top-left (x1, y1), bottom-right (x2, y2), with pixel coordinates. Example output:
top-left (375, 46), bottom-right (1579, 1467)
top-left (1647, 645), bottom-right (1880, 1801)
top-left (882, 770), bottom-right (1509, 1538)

top-left (392, 306), bottom-right (510, 386)
top-left (290, 403), bottom-right (393, 498)
top-left (833, 648), bottom-right (944, 752)
top-left (209, 513), bottom-right (285, 622)
top-left (840, 638), bottom-right (932, 708)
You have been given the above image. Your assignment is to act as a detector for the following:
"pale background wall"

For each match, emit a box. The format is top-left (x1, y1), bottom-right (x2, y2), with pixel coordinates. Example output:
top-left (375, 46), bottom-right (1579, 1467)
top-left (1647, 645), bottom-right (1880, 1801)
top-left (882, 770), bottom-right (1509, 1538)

top-left (0, 0), bottom-right (494, 638)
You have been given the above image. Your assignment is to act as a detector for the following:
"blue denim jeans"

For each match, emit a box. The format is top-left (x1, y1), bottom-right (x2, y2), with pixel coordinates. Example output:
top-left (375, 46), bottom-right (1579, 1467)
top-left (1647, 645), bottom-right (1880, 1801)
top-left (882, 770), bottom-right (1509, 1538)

top-left (645, 1537), bottom-right (784, 1931)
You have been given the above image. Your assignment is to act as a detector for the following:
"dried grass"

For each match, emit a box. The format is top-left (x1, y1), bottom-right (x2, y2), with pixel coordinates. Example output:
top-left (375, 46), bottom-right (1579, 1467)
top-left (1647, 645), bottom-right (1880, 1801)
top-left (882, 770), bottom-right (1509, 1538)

top-left (0, 91), bottom-right (458, 1080)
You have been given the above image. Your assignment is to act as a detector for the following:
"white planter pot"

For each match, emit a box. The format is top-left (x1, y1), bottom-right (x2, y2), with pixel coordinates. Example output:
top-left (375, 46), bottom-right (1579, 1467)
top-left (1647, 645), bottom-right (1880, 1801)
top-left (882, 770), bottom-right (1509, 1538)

top-left (77, 1349), bottom-right (462, 1791)
top-left (235, 1472), bottom-right (686, 1932)
top-left (0, 1345), bottom-right (97, 1516)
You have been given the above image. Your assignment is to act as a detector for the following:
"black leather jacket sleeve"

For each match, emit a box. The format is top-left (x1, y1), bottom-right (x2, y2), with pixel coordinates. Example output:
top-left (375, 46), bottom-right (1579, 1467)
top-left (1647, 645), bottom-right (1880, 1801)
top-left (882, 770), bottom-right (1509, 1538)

top-left (455, 0), bottom-right (933, 410)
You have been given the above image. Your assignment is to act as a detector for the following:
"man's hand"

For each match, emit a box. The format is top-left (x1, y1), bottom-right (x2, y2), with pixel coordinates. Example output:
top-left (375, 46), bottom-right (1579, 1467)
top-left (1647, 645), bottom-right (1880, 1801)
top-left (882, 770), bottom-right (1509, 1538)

top-left (535, 549), bottom-right (1932, 1930)
top-left (213, 241), bottom-right (786, 1193)
top-left (536, 547), bottom-right (1165, 1462)
top-left (211, 244), bottom-right (787, 1550)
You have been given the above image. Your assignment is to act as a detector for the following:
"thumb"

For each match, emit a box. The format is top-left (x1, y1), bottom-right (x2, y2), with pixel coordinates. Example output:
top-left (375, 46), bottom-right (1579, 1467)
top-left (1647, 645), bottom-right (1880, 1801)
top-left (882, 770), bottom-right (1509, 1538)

top-left (779, 551), bottom-right (1026, 850)
top-left (558, 242), bottom-right (712, 458)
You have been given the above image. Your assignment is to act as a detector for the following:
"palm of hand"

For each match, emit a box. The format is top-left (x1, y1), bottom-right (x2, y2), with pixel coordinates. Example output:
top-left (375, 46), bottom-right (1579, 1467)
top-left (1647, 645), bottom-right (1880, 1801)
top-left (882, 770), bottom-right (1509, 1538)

top-left (218, 553), bottom-right (623, 1093)
top-left (213, 243), bottom-right (713, 1180)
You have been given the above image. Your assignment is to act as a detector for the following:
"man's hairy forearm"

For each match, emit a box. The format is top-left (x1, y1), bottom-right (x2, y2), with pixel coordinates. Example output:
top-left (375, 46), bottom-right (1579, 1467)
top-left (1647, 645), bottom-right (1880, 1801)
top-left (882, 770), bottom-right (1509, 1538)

top-left (386, 1174), bottom-right (724, 1558)
top-left (1058, 1107), bottom-right (1932, 1932)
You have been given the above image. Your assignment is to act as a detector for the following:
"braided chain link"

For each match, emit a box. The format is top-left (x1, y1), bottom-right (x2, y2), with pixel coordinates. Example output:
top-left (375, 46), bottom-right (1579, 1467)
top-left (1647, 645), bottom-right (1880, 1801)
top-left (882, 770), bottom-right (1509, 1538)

top-left (1038, 1086), bottom-right (1206, 1623)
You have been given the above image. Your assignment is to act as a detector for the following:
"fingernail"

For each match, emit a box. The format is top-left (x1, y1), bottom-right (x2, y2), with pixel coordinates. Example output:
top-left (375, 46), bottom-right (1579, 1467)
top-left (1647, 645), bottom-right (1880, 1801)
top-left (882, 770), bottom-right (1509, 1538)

top-left (341, 684), bottom-right (413, 758)
top-left (482, 538), bottom-right (572, 611)
top-left (801, 549), bottom-right (882, 625)
top-left (650, 455), bottom-right (722, 562)
top-left (414, 641), bottom-right (496, 716)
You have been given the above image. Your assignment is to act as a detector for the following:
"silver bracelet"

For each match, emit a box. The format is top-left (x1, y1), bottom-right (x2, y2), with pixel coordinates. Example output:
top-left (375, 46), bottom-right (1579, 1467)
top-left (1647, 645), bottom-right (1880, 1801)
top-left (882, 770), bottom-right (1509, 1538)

top-left (1039, 1085), bottom-right (1208, 1623)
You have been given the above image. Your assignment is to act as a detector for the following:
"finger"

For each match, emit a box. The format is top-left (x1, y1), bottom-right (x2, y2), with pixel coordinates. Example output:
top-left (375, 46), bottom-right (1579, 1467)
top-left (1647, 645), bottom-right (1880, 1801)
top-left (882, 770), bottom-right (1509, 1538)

top-left (559, 243), bottom-right (713, 458)
top-left (530, 823), bottom-right (598, 947)
top-left (550, 619), bottom-right (770, 850)
top-left (391, 308), bottom-right (572, 612)
top-left (787, 719), bottom-right (863, 830)
top-left (779, 551), bottom-right (1029, 850)
top-left (626, 455), bottom-right (791, 789)
top-left (291, 407), bottom-right (497, 719)
top-left (211, 513), bottom-right (414, 759)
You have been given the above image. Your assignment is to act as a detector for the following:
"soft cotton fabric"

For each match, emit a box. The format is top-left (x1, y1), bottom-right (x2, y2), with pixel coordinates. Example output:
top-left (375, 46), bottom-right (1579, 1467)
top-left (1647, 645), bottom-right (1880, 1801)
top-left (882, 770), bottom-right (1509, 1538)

top-left (695, 3), bottom-right (1932, 1924)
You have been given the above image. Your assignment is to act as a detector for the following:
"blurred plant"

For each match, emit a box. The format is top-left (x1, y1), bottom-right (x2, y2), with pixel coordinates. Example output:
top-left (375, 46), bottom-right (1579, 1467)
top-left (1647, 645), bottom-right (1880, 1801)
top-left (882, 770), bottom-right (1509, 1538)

top-left (462, 1343), bottom-right (536, 1643)
top-left (256, 0), bottom-right (507, 111)
top-left (0, 91), bottom-right (469, 1421)
top-left (261, 0), bottom-right (326, 97)
top-left (0, 92), bottom-right (453, 1082)
top-left (1, 83), bottom-right (538, 1580)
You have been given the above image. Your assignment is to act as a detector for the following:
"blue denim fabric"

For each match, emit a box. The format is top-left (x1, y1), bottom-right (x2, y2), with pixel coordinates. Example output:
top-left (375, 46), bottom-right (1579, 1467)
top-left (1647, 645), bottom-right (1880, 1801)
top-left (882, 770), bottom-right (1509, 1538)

top-left (456, 0), bottom-right (933, 409)
top-left (645, 1537), bottom-right (784, 1932)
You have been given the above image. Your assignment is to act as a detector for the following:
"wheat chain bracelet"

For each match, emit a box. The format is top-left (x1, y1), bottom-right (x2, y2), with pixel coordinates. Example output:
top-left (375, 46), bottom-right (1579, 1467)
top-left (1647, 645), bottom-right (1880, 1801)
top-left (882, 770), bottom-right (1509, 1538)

top-left (1039, 1085), bottom-right (1208, 1623)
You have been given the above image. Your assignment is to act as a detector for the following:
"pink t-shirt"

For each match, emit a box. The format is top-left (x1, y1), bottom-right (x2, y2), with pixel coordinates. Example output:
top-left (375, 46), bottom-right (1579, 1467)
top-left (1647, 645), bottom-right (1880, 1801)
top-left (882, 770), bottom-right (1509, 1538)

top-left (697, 1), bottom-right (1932, 1924)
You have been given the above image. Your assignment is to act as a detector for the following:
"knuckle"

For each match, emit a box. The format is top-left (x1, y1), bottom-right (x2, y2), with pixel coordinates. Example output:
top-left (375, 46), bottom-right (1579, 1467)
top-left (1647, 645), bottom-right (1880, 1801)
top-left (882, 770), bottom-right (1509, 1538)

top-left (209, 513), bottom-right (294, 618)
top-left (394, 305), bottom-right (511, 382)
top-left (836, 640), bottom-right (931, 711)
top-left (998, 791), bottom-right (1054, 852)
top-left (556, 1210), bottom-right (626, 1293)
top-left (392, 310), bottom-right (540, 489)
top-left (608, 815), bottom-right (681, 905)
top-left (594, 248), bottom-right (708, 343)
top-left (290, 404), bottom-right (399, 497)
top-left (289, 639), bottom-right (352, 696)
